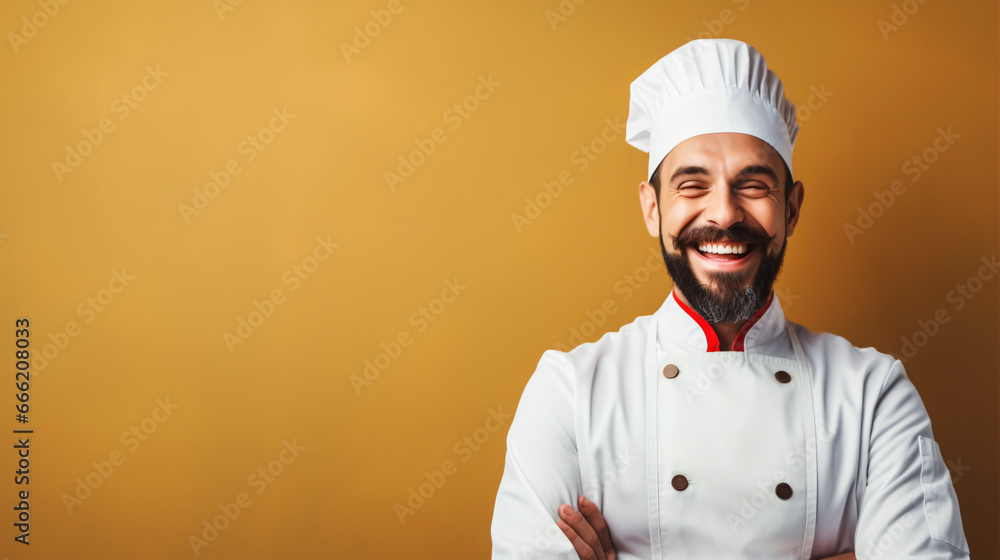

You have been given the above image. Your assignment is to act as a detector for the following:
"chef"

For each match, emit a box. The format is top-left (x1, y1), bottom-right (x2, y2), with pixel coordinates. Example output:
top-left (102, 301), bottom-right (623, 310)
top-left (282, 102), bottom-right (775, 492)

top-left (490, 38), bottom-right (970, 560)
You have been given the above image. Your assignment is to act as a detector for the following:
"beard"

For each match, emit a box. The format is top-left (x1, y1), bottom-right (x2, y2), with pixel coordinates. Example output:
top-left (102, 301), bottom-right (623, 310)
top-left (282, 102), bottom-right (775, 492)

top-left (658, 216), bottom-right (787, 324)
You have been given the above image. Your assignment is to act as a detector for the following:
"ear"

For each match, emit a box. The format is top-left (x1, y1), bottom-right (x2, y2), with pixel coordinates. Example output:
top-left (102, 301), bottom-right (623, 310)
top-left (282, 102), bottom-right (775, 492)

top-left (785, 180), bottom-right (804, 238)
top-left (639, 180), bottom-right (660, 237)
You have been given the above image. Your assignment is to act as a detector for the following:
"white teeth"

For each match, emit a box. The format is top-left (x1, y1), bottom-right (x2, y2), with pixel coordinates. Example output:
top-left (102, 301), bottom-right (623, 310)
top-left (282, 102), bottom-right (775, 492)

top-left (697, 243), bottom-right (748, 255)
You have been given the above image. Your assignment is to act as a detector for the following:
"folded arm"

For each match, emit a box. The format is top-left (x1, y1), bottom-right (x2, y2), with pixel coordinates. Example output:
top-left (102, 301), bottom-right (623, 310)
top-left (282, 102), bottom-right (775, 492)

top-left (854, 359), bottom-right (969, 559)
top-left (556, 495), bottom-right (858, 560)
top-left (491, 350), bottom-right (583, 559)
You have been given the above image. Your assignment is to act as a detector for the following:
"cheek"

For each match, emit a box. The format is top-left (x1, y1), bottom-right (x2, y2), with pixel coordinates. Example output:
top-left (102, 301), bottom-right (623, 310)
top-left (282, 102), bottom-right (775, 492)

top-left (661, 203), bottom-right (700, 239)
top-left (747, 201), bottom-right (785, 238)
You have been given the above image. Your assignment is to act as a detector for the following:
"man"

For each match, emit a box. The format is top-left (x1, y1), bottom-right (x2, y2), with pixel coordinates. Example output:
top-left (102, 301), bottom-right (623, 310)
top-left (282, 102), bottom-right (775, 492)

top-left (490, 39), bottom-right (970, 559)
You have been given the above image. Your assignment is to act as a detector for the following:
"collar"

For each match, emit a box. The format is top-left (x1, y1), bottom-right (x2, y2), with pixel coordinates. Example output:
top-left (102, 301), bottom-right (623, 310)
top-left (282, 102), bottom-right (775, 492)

top-left (653, 288), bottom-right (785, 352)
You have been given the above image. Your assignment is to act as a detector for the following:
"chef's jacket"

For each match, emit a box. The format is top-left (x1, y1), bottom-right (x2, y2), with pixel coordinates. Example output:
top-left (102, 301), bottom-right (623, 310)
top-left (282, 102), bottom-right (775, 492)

top-left (491, 289), bottom-right (970, 559)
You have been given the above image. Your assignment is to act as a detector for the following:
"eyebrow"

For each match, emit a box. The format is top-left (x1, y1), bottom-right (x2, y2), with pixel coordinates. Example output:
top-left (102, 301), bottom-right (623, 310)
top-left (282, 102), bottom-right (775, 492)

top-left (668, 166), bottom-right (711, 183)
top-left (668, 164), bottom-right (779, 186)
top-left (736, 165), bottom-right (779, 185)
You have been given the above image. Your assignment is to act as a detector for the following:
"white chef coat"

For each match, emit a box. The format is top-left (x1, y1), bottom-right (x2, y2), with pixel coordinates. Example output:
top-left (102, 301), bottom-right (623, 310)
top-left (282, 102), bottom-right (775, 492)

top-left (491, 289), bottom-right (970, 559)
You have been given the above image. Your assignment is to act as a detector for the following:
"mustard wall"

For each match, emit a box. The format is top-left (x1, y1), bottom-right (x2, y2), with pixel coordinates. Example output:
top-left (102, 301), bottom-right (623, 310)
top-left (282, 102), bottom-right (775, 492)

top-left (1, 0), bottom-right (996, 558)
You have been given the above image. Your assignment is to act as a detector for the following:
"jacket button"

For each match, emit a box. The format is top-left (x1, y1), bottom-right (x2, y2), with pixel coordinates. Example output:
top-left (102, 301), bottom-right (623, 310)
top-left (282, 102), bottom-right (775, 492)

top-left (775, 370), bottom-right (792, 384)
top-left (663, 364), bottom-right (680, 379)
top-left (775, 482), bottom-right (793, 500)
top-left (671, 474), bottom-right (688, 491)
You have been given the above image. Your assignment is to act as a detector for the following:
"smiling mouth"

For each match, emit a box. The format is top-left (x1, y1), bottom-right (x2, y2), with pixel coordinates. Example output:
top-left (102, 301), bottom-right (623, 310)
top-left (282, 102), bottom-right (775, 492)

top-left (693, 241), bottom-right (758, 261)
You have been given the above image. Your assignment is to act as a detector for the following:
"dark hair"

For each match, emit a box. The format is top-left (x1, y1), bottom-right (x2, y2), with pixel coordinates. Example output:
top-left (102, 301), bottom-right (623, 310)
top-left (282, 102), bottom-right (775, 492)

top-left (649, 160), bottom-right (794, 200)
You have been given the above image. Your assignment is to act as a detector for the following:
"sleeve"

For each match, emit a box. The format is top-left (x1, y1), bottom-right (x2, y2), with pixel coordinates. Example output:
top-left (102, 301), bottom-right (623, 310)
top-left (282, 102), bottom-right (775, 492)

top-left (854, 359), bottom-right (970, 560)
top-left (491, 350), bottom-right (584, 559)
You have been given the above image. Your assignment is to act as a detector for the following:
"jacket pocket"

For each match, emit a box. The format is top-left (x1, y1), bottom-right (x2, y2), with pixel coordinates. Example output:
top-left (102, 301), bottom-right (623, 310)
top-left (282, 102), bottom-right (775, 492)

top-left (918, 435), bottom-right (970, 552)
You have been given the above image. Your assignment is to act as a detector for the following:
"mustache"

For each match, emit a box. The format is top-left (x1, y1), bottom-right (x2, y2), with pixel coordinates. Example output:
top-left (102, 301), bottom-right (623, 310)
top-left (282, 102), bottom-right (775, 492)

top-left (668, 223), bottom-right (776, 251)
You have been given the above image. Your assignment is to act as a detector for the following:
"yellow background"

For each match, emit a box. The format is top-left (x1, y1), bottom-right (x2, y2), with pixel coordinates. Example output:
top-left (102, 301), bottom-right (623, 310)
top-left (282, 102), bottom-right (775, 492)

top-left (1, 0), bottom-right (997, 558)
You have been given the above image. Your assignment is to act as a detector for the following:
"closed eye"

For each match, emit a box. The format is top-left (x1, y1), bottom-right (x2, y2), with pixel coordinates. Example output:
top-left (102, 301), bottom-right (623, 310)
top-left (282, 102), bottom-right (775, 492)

top-left (736, 183), bottom-right (771, 196)
top-left (678, 183), bottom-right (709, 194)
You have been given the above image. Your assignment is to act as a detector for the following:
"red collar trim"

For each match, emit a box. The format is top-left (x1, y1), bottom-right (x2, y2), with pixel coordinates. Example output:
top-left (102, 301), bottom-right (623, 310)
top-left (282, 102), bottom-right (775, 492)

top-left (671, 291), bottom-right (720, 352)
top-left (732, 291), bottom-right (775, 352)
top-left (670, 290), bottom-right (775, 352)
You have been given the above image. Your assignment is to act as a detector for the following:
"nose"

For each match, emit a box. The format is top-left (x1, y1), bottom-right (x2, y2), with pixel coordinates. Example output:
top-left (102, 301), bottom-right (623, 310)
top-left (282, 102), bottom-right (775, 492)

top-left (702, 186), bottom-right (744, 230)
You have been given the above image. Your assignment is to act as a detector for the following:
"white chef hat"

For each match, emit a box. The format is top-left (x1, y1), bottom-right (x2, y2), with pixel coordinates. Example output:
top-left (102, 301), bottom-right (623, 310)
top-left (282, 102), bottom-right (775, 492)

top-left (626, 38), bottom-right (799, 182)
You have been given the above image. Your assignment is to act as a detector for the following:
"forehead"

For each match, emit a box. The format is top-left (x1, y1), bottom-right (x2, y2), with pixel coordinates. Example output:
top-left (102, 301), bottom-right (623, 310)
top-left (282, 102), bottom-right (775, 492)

top-left (659, 133), bottom-right (784, 176)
